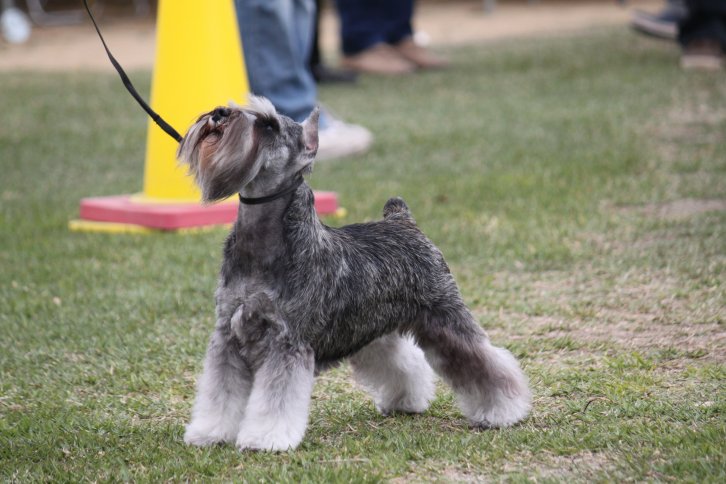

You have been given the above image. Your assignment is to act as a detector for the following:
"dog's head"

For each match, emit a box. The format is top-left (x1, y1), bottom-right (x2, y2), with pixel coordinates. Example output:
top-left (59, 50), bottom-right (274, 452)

top-left (177, 96), bottom-right (319, 203)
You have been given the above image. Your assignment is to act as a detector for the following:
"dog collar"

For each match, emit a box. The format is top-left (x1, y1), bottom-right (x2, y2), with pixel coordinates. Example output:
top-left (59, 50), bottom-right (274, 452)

top-left (238, 177), bottom-right (304, 205)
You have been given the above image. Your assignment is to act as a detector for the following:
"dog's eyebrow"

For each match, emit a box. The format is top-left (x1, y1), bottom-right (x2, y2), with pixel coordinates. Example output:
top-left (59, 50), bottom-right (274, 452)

top-left (237, 110), bottom-right (263, 121)
top-left (242, 110), bottom-right (268, 118)
top-left (246, 111), bottom-right (280, 130)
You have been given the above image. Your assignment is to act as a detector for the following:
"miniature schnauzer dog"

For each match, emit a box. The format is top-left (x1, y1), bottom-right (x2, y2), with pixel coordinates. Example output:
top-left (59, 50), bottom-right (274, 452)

top-left (177, 96), bottom-right (531, 451)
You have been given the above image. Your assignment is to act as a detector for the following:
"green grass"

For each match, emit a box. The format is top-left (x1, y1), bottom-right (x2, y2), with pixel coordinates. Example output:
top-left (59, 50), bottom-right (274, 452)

top-left (1, 28), bottom-right (725, 482)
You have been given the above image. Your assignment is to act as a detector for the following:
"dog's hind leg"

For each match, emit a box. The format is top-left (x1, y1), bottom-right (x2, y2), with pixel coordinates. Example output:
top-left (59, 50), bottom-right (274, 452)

top-left (184, 326), bottom-right (252, 446)
top-left (414, 306), bottom-right (531, 428)
top-left (236, 340), bottom-right (315, 451)
top-left (350, 333), bottom-right (436, 416)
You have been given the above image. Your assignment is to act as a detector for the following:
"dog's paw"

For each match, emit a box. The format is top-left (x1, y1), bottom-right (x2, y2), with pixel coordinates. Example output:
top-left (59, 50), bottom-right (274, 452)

top-left (184, 421), bottom-right (237, 447)
top-left (463, 388), bottom-right (531, 429)
top-left (236, 427), bottom-right (303, 452)
top-left (376, 392), bottom-right (433, 416)
top-left (374, 367), bottom-right (436, 416)
top-left (456, 343), bottom-right (531, 428)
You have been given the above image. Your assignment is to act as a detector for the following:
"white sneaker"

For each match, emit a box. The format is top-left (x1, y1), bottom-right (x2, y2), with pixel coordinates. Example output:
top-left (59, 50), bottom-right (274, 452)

top-left (316, 117), bottom-right (373, 161)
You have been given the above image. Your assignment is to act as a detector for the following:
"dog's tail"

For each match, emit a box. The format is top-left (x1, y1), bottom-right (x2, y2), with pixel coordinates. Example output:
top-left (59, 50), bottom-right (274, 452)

top-left (383, 197), bottom-right (414, 222)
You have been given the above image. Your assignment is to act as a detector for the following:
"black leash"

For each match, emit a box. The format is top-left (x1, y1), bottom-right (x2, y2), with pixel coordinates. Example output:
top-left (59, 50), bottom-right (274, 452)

top-left (83, 0), bottom-right (182, 143)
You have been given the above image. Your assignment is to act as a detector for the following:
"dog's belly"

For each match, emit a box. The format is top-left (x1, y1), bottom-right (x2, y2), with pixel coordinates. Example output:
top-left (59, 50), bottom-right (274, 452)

top-left (306, 300), bottom-right (419, 363)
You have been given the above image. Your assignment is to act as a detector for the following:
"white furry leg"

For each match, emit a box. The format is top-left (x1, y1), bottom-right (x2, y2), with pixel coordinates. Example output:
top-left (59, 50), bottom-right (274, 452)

top-left (417, 311), bottom-right (531, 428)
top-left (350, 333), bottom-right (436, 416)
top-left (184, 328), bottom-right (252, 446)
top-left (452, 342), bottom-right (531, 428)
top-left (236, 344), bottom-right (315, 452)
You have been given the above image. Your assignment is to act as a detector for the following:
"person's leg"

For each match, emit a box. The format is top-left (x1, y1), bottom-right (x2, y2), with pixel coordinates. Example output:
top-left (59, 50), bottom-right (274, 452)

top-left (336, 0), bottom-right (386, 56)
top-left (309, 0), bottom-right (323, 71)
top-left (235, 0), bottom-right (317, 123)
top-left (336, 0), bottom-right (415, 75)
top-left (383, 0), bottom-right (414, 46)
top-left (309, 0), bottom-right (358, 83)
top-left (236, 0), bottom-right (373, 158)
top-left (386, 0), bottom-right (448, 70)
top-left (336, 0), bottom-right (414, 53)
top-left (679, 0), bottom-right (726, 69)
top-left (679, 0), bottom-right (726, 47)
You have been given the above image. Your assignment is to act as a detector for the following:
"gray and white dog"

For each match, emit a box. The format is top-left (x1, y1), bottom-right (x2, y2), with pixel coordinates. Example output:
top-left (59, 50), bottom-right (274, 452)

top-left (177, 96), bottom-right (531, 451)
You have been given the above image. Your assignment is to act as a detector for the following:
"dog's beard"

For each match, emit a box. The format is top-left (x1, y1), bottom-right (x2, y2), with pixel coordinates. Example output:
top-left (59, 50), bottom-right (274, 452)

top-left (178, 113), bottom-right (261, 202)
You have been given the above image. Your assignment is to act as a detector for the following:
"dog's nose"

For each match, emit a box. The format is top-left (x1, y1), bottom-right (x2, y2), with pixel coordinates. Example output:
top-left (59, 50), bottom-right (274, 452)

top-left (211, 107), bottom-right (231, 123)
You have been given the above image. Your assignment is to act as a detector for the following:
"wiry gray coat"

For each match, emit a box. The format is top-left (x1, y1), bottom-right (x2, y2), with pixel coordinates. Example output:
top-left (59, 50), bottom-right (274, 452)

top-left (178, 96), bottom-right (531, 451)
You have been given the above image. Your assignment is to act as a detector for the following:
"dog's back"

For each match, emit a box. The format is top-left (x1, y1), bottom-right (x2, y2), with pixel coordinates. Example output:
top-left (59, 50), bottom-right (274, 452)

top-left (287, 196), bottom-right (455, 362)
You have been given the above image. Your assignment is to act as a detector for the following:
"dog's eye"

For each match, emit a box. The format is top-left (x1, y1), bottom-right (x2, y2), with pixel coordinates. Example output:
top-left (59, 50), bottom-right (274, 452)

top-left (258, 117), bottom-right (279, 133)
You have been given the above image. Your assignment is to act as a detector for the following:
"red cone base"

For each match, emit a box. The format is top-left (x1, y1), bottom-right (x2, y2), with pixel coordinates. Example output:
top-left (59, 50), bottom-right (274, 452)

top-left (74, 191), bottom-right (338, 231)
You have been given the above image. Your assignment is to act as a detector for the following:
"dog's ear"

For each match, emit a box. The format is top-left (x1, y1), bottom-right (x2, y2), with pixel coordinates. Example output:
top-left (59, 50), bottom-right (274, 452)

top-left (301, 107), bottom-right (319, 156)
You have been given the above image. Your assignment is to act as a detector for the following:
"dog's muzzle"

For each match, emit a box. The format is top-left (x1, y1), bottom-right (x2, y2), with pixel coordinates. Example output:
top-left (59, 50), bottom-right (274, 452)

top-left (210, 107), bottom-right (231, 125)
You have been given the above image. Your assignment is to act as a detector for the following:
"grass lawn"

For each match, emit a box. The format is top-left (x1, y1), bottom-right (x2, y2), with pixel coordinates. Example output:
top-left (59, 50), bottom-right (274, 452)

top-left (1, 28), bottom-right (724, 482)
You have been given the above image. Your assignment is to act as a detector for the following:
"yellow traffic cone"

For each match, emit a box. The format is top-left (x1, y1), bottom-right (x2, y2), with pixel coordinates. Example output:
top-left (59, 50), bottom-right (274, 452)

top-left (141, 0), bottom-right (247, 203)
top-left (71, 0), bottom-right (338, 233)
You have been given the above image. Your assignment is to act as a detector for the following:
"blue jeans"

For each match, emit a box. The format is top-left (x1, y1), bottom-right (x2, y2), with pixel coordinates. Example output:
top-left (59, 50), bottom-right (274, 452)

top-left (335, 0), bottom-right (414, 56)
top-left (235, 0), bottom-right (319, 124)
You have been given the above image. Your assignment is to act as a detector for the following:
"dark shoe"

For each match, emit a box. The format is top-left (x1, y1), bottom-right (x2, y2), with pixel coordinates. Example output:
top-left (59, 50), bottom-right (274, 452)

top-left (631, 5), bottom-right (688, 40)
top-left (681, 39), bottom-right (724, 70)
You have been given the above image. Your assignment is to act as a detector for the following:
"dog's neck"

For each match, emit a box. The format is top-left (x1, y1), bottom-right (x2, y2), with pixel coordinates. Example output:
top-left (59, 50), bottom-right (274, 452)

top-left (222, 182), bottom-right (322, 283)
top-left (232, 197), bottom-right (291, 257)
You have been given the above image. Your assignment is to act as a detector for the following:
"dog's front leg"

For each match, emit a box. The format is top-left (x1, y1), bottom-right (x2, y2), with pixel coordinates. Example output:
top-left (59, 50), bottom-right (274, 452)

top-left (184, 323), bottom-right (252, 446)
top-left (236, 340), bottom-right (315, 452)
